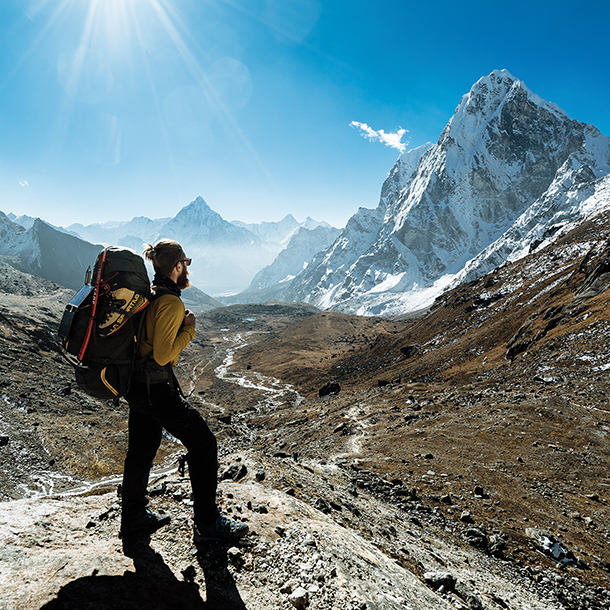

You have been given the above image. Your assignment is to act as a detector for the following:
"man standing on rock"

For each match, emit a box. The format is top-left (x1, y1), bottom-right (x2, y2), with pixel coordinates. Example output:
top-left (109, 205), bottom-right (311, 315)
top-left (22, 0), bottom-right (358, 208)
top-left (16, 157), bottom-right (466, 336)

top-left (120, 238), bottom-right (248, 547)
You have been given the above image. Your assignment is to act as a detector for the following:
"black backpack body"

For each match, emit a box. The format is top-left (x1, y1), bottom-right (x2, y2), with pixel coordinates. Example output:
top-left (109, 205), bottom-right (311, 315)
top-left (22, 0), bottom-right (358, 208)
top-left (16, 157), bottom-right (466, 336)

top-left (58, 246), bottom-right (151, 400)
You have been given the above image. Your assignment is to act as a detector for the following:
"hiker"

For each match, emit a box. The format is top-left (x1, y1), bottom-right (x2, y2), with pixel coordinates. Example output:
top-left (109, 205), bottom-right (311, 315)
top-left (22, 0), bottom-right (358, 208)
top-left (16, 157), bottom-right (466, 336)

top-left (120, 238), bottom-right (248, 545)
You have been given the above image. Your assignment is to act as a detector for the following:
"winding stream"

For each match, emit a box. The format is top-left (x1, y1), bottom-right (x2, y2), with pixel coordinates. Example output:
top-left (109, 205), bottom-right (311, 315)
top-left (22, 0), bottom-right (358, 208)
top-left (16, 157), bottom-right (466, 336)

top-left (214, 332), bottom-right (305, 410)
top-left (17, 330), bottom-right (303, 500)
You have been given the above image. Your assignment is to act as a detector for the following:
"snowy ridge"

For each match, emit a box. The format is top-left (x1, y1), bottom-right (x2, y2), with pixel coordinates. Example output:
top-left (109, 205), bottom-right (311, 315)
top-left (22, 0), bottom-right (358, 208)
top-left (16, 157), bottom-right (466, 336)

top-left (67, 216), bottom-right (170, 246)
top-left (283, 205), bottom-right (386, 308)
top-left (156, 198), bottom-right (276, 294)
top-left (245, 225), bottom-right (340, 292)
top-left (232, 215), bottom-right (333, 253)
top-left (231, 215), bottom-right (300, 249)
top-left (0, 213), bottom-right (103, 290)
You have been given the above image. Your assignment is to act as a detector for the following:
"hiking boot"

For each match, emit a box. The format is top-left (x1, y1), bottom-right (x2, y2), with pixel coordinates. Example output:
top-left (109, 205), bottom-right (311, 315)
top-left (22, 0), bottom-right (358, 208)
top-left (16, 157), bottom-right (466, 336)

top-left (193, 516), bottom-right (249, 544)
top-left (120, 508), bottom-right (171, 539)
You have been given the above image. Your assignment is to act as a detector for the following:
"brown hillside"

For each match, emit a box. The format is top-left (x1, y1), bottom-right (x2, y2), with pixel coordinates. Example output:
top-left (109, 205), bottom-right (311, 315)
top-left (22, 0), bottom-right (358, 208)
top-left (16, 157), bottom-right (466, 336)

top-left (224, 210), bottom-right (610, 592)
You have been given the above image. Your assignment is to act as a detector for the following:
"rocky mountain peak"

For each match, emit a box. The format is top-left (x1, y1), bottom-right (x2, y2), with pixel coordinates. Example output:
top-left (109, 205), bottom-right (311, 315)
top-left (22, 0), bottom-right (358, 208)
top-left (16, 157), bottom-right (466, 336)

top-left (450, 70), bottom-right (565, 136)
top-left (455, 69), bottom-right (520, 121)
top-left (442, 71), bottom-right (580, 179)
top-left (0, 212), bottom-right (102, 290)
top-left (0, 210), bottom-right (25, 238)
top-left (174, 196), bottom-right (216, 223)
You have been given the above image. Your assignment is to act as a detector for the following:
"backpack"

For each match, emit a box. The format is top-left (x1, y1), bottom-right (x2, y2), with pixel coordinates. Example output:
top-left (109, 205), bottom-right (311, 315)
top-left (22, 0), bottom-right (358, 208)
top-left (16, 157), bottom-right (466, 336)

top-left (57, 246), bottom-right (151, 400)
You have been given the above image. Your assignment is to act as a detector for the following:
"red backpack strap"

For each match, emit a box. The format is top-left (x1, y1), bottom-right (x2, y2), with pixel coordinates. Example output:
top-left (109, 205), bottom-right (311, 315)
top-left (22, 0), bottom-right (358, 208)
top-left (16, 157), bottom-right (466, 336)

top-left (78, 249), bottom-right (107, 361)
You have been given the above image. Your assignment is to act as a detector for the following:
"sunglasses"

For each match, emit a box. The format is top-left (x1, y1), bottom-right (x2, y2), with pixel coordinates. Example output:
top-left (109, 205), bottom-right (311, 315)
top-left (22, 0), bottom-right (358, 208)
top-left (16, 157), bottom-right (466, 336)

top-left (178, 258), bottom-right (192, 267)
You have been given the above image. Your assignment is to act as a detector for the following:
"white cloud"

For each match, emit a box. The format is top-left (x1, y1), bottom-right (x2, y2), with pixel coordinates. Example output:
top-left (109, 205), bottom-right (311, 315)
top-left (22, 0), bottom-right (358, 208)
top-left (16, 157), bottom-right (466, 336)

top-left (18, 180), bottom-right (28, 187)
top-left (350, 121), bottom-right (408, 153)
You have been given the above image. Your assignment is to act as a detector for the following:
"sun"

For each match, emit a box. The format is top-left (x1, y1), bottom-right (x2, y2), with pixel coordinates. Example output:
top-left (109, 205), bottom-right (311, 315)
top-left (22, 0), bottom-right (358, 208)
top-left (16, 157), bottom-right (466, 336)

top-left (28, 0), bottom-right (269, 183)
top-left (51, 0), bottom-right (176, 101)
top-left (39, 0), bottom-right (246, 118)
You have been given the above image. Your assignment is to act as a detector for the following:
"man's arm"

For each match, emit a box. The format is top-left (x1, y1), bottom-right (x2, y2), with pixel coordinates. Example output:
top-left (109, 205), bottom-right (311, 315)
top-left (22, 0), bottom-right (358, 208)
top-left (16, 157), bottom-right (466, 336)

top-left (152, 297), bottom-right (196, 366)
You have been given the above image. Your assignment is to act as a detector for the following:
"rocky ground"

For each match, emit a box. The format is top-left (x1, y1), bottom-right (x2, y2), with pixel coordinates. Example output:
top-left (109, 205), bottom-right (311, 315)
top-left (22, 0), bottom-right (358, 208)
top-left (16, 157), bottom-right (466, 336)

top-left (1, 211), bottom-right (610, 608)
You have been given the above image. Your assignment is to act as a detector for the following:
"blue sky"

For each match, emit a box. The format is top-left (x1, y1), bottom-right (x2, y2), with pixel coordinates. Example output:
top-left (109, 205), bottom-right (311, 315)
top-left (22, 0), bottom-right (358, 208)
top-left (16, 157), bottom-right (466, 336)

top-left (1, 0), bottom-right (608, 229)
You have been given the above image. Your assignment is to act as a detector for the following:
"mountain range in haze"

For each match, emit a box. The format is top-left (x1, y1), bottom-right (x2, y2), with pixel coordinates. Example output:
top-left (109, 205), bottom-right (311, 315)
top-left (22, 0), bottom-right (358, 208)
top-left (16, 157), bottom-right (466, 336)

top-left (2, 203), bottom-right (338, 298)
top-left (2, 69), bottom-right (609, 316)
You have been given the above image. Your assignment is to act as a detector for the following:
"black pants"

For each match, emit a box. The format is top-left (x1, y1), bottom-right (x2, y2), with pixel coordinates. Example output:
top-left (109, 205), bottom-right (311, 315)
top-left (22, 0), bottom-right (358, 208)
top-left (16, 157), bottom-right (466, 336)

top-left (122, 379), bottom-right (220, 526)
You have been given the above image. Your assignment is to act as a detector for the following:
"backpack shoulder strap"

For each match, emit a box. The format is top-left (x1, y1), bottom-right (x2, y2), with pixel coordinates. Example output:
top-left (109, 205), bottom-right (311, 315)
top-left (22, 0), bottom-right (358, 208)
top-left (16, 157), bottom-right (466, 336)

top-left (150, 287), bottom-right (182, 302)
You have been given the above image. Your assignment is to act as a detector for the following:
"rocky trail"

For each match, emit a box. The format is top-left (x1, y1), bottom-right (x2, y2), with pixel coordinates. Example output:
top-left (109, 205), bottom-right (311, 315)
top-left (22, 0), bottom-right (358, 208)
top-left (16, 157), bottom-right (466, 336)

top-left (5, 453), bottom-right (601, 610)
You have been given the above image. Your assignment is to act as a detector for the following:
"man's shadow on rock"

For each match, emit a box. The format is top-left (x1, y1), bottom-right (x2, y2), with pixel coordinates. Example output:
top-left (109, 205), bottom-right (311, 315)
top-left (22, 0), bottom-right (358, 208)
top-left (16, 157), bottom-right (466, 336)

top-left (41, 538), bottom-right (209, 610)
top-left (195, 543), bottom-right (248, 610)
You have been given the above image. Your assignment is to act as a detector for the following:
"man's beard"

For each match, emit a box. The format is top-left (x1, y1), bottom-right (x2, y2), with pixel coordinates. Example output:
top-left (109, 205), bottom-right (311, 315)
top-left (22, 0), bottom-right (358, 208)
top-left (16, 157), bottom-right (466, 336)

top-left (177, 265), bottom-right (190, 290)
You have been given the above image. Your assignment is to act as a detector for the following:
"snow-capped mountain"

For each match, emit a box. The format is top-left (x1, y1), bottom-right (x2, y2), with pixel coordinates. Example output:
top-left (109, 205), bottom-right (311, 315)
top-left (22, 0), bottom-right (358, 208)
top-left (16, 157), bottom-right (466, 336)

top-left (161, 197), bottom-right (256, 247)
top-left (221, 224), bottom-right (341, 304)
top-left (61, 198), bottom-right (274, 294)
top-left (284, 70), bottom-right (610, 316)
top-left (158, 197), bottom-right (277, 294)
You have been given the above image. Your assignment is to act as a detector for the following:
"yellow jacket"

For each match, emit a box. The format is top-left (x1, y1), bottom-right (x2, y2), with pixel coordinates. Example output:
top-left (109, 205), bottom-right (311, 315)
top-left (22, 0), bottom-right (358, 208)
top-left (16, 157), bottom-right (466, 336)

top-left (139, 293), bottom-right (196, 367)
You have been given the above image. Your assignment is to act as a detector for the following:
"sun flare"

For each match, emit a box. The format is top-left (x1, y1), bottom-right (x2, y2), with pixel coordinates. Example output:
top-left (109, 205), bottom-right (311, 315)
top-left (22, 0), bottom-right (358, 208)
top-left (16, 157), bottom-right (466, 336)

top-left (24, 0), bottom-right (273, 193)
